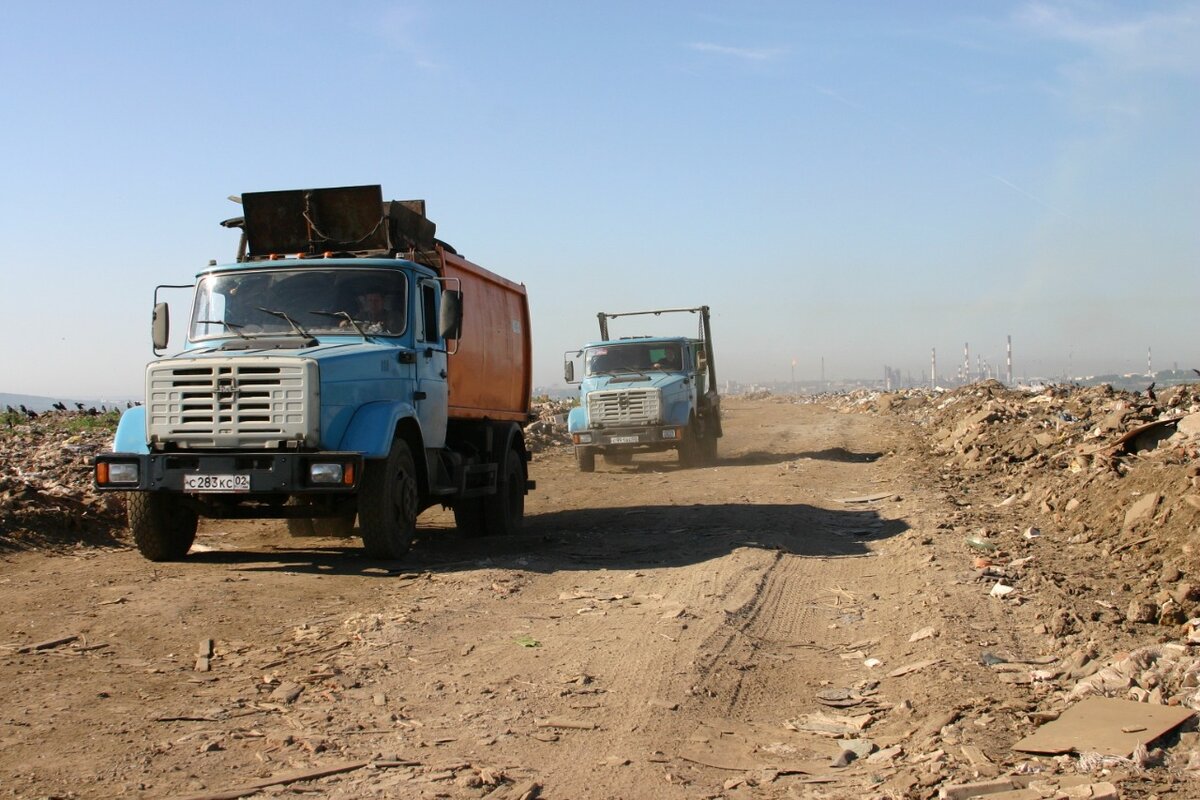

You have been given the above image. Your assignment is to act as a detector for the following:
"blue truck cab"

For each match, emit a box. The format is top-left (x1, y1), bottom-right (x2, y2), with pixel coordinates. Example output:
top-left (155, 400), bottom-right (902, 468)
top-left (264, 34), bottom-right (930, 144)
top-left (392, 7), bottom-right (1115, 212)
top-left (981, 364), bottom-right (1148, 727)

top-left (95, 185), bottom-right (534, 562)
top-left (564, 306), bottom-right (721, 471)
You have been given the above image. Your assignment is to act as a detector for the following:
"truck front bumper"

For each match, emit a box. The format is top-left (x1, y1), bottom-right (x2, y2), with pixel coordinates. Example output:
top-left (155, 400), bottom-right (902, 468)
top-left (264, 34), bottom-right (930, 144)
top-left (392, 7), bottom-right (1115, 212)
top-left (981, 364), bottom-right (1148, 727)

top-left (571, 425), bottom-right (686, 451)
top-left (94, 451), bottom-right (363, 494)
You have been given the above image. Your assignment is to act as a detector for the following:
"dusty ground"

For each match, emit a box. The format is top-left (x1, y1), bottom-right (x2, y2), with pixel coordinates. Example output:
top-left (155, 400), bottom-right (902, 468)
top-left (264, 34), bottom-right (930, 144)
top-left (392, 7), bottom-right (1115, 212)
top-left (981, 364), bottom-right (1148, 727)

top-left (2, 395), bottom-right (1198, 799)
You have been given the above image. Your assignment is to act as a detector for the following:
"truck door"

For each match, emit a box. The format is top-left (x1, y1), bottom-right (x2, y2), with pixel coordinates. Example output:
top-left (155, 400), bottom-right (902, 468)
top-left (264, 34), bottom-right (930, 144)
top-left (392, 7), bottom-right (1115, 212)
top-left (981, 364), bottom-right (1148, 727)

top-left (415, 279), bottom-right (449, 449)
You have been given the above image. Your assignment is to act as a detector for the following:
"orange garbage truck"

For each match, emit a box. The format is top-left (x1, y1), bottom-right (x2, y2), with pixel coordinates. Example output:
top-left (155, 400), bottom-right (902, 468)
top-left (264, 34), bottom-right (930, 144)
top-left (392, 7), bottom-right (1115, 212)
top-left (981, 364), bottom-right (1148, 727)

top-left (95, 185), bottom-right (534, 561)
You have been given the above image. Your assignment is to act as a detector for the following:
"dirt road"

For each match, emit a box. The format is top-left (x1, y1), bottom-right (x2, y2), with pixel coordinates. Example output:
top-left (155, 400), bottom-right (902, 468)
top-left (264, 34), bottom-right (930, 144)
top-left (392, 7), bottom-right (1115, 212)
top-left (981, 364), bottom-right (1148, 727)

top-left (0, 397), bottom-right (1166, 799)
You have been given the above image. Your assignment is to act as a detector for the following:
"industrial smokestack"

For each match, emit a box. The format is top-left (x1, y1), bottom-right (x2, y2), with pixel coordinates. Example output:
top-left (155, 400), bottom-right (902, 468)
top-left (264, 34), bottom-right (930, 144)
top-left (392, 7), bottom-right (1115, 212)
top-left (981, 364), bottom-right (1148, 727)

top-left (1006, 335), bottom-right (1013, 385)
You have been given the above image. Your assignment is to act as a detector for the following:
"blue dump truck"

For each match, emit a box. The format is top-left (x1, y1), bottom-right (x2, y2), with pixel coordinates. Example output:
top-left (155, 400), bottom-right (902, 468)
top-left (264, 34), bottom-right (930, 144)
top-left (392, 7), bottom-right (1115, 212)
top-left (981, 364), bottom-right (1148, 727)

top-left (564, 306), bottom-right (721, 471)
top-left (95, 185), bottom-right (534, 561)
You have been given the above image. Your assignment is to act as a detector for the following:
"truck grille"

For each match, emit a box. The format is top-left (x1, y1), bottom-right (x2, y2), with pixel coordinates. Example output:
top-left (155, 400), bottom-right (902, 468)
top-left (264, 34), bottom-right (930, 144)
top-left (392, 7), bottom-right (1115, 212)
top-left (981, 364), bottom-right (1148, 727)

top-left (588, 388), bottom-right (660, 426)
top-left (146, 357), bottom-right (319, 448)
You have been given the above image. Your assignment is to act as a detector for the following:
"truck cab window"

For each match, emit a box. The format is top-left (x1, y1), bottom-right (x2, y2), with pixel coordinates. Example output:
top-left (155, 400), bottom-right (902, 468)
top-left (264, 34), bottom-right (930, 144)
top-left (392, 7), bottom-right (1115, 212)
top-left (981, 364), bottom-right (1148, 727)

top-left (418, 282), bottom-right (438, 343)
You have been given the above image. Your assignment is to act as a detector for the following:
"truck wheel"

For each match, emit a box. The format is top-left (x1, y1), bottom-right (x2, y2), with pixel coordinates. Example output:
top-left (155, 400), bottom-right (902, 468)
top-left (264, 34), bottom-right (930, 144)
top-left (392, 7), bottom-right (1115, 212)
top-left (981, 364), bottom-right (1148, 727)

top-left (699, 430), bottom-right (719, 464)
top-left (677, 423), bottom-right (701, 468)
top-left (128, 493), bottom-right (198, 561)
top-left (603, 451), bottom-right (632, 466)
top-left (452, 499), bottom-right (487, 537)
top-left (358, 438), bottom-right (419, 559)
top-left (576, 446), bottom-right (596, 473)
top-left (483, 449), bottom-right (526, 537)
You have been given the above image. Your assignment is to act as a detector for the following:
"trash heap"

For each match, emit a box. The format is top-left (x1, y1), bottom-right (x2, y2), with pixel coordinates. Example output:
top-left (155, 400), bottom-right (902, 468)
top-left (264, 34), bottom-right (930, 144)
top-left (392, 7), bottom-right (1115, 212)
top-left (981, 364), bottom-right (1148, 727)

top-left (817, 380), bottom-right (1200, 793)
top-left (0, 411), bottom-right (125, 546)
top-left (825, 379), bottom-right (1200, 599)
top-left (524, 397), bottom-right (574, 452)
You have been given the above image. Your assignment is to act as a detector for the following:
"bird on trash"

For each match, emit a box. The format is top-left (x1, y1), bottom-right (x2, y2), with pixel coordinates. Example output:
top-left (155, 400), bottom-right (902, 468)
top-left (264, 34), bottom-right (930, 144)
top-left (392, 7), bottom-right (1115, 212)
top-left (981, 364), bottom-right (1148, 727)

top-left (1146, 382), bottom-right (1156, 402)
top-left (75, 402), bottom-right (85, 410)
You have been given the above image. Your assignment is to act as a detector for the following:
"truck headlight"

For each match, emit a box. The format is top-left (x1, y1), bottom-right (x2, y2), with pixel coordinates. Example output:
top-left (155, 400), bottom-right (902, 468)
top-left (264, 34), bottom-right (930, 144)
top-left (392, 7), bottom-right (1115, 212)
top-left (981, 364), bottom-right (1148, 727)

top-left (573, 433), bottom-right (593, 444)
top-left (662, 429), bottom-right (678, 440)
top-left (309, 463), bottom-right (344, 484)
top-left (98, 462), bottom-right (139, 484)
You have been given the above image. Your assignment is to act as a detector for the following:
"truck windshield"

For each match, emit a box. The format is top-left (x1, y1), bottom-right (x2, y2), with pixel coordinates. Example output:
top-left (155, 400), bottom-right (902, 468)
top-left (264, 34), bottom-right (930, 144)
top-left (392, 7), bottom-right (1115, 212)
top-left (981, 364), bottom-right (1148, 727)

top-left (585, 342), bottom-right (681, 375)
top-left (190, 268), bottom-right (408, 341)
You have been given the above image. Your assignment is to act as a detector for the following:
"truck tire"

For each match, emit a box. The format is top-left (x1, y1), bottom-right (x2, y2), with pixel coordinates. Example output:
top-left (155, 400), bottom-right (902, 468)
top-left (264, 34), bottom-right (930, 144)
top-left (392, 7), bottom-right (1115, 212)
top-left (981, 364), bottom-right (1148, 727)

top-left (603, 451), bottom-right (632, 466)
top-left (358, 438), bottom-right (419, 559)
top-left (699, 429), bottom-right (719, 464)
top-left (677, 422), bottom-right (701, 468)
top-left (483, 448), bottom-right (526, 537)
top-left (576, 446), bottom-right (596, 473)
top-left (128, 492), bottom-right (198, 561)
top-left (452, 499), bottom-right (487, 537)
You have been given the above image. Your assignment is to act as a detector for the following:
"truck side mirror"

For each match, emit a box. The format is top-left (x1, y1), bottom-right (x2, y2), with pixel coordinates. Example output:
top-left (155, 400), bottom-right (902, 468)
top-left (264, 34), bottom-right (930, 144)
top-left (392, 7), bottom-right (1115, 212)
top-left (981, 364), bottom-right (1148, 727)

top-left (696, 350), bottom-right (707, 373)
top-left (439, 290), bottom-right (463, 340)
top-left (564, 361), bottom-right (575, 383)
top-left (152, 302), bottom-right (170, 350)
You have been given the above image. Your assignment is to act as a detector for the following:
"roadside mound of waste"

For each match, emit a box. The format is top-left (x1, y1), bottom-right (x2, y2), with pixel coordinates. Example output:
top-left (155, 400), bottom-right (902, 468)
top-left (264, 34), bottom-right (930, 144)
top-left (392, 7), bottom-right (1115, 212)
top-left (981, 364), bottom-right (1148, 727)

top-left (812, 381), bottom-right (1200, 792)
top-left (0, 410), bottom-right (126, 551)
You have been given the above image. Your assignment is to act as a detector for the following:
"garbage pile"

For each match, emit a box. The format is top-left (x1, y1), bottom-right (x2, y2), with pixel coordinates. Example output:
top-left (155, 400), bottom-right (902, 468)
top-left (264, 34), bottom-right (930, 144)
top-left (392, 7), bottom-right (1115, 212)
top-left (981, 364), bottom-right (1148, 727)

top-left (817, 380), bottom-right (1200, 789)
top-left (524, 398), bottom-right (574, 452)
top-left (0, 411), bottom-right (125, 546)
top-left (822, 379), bottom-right (1200, 589)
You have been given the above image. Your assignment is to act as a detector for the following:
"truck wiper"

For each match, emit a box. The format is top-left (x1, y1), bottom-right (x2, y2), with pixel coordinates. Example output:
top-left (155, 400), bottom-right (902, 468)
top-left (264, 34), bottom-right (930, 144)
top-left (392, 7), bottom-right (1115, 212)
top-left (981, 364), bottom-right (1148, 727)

top-left (256, 307), bottom-right (313, 338)
top-left (195, 319), bottom-right (251, 340)
top-left (309, 310), bottom-right (371, 340)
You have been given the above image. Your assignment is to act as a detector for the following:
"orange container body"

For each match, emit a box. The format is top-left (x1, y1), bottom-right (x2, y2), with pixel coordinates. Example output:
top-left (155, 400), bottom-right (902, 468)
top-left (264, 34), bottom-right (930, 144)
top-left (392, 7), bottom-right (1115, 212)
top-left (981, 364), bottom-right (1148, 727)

top-left (438, 247), bottom-right (532, 423)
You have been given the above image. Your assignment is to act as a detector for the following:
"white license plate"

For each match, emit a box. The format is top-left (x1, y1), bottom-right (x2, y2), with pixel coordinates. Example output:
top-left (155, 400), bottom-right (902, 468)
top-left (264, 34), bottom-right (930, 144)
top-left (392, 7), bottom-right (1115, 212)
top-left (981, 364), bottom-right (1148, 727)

top-left (609, 435), bottom-right (639, 444)
top-left (184, 474), bottom-right (250, 493)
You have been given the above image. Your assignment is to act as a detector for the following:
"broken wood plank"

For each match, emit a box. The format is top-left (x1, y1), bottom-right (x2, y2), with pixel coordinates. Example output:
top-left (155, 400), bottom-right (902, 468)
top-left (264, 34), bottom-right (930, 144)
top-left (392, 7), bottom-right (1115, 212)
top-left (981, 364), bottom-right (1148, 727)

top-left (17, 635), bottom-right (79, 654)
top-left (535, 717), bottom-right (596, 730)
top-left (832, 492), bottom-right (895, 504)
top-left (173, 760), bottom-right (372, 800)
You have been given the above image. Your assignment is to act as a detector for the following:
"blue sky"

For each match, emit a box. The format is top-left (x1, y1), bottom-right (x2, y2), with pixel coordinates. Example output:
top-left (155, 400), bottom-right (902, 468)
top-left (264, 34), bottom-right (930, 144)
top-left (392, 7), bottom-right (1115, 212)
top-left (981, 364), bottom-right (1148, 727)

top-left (1, 1), bottom-right (1196, 396)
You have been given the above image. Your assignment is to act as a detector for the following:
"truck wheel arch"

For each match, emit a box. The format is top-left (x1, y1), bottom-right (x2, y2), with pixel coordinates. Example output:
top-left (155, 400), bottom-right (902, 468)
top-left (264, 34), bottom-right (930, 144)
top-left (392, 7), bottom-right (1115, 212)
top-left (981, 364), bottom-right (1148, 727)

top-left (112, 406), bottom-right (149, 454)
top-left (338, 400), bottom-right (423, 459)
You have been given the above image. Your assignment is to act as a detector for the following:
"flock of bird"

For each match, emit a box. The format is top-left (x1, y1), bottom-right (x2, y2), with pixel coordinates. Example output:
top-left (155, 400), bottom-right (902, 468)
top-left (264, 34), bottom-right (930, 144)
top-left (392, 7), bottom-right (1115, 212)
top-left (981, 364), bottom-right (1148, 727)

top-left (4, 401), bottom-right (140, 421)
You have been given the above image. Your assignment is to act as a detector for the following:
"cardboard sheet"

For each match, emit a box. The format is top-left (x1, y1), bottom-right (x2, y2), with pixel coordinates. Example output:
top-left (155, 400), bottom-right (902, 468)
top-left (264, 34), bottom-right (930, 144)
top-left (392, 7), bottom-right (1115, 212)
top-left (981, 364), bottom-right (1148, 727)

top-left (1012, 696), bottom-right (1193, 756)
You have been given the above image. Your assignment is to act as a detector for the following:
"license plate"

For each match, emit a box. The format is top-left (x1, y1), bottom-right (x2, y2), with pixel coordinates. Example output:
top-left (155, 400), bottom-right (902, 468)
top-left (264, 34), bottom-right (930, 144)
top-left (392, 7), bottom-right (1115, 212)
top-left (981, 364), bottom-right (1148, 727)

top-left (609, 435), bottom-right (639, 444)
top-left (184, 474), bottom-right (250, 493)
